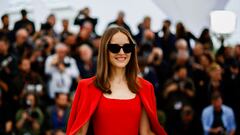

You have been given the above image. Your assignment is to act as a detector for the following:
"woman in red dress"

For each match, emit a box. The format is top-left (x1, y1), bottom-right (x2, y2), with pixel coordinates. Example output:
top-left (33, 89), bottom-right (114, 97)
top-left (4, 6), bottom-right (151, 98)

top-left (66, 26), bottom-right (167, 135)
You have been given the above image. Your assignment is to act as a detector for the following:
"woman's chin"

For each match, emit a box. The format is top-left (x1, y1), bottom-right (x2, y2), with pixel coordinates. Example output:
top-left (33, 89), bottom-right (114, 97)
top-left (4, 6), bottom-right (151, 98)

top-left (112, 63), bottom-right (128, 69)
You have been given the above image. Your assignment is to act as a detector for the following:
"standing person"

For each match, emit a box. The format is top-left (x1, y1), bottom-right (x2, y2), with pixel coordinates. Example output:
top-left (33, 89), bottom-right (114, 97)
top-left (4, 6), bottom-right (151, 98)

top-left (13, 9), bottom-right (35, 36)
top-left (74, 7), bottom-right (98, 34)
top-left (198, 28), bottom-right (214, 51)
top-left (66, 26), bottom-right (167, 135)
top-left (155, 19), bottom-right (176, 61)
top-left (175, 22), bottom-right (197, 54)
top-left (0, 14), bottom-right (10, 39)
top-left (107, 11), bottom-right (132, 35)
top-left (45, 43), bottom-right (79, 100)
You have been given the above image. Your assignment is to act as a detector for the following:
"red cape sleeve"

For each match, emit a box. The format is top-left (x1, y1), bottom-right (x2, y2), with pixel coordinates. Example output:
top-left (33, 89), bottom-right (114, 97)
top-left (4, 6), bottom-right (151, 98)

top-left (66, 81), bottom-right (82, 135)
top-left (139, 78), bottom-right (168, 135)
top-left (66, 77), bottom-right (101, 135)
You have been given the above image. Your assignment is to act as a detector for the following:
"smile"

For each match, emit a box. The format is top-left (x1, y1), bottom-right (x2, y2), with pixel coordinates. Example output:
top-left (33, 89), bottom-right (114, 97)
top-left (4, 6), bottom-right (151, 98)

top-left (115, 57), bottom-right (127, 62)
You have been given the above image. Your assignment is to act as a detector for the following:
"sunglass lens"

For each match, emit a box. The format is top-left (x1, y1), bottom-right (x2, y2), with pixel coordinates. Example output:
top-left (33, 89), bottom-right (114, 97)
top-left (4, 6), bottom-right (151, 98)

top-left (108, 44), bottom-right (121, 53)
top-left (123, 44), bottom-right (135, 53)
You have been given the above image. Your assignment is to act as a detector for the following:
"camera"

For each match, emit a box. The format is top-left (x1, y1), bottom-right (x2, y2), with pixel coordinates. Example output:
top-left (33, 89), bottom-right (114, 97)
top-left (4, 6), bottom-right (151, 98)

top-left (153, 54), bottom-right (161, 62)
top-left (40, 22), bottom-right (52, 31)
top-left (0, 56), bottom-right (12, 71)
top-left (25, 84), bottom-right (43, 93)
top-left (30, 111), bottom-right (39, 119)
top-left (24, 99), bottom-right (39, 119)
top-left (55, 61), bottom-right (70, 68)
top-left (64, 62), bottom-right (70, 67)
top-left (59, 58), bottom-right (71, 68)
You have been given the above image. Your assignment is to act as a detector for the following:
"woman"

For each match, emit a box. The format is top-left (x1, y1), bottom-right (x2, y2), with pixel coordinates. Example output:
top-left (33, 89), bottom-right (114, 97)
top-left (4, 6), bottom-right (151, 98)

top-left (66, 26), bottom-right (167, 135)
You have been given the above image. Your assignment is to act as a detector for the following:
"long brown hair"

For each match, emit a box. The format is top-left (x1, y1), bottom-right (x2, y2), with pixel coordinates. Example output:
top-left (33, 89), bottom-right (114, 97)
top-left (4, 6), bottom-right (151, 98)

top-left (94, 26), bottom-right (140, 94)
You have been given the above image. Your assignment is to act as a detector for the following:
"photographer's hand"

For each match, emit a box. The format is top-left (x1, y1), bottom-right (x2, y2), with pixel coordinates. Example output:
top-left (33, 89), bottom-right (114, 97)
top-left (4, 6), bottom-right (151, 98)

top-left (147, 52), bottom-right (154, 64)
top-left (16, 111), bottom-right (28, 129)
top-left (58, 63), bottom-right (65, 72)
top-left (32, 119), bottom-right (40, 130)
top-left (0, 80), bottom-right (8, 92)
top-left (51, 56), bottom-right (58, 66)
top-left (163, 83), bottom-right (178, 98)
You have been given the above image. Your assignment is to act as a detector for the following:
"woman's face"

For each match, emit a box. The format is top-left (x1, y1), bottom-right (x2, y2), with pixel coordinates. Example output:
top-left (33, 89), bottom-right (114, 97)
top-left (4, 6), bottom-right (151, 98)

top-left (108, 32), bottom-right (132, 69)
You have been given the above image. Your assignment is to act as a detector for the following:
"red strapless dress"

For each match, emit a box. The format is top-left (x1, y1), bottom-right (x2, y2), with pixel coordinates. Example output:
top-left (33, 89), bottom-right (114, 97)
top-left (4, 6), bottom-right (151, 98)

top-left (92, 94), bottom-right (142, 135)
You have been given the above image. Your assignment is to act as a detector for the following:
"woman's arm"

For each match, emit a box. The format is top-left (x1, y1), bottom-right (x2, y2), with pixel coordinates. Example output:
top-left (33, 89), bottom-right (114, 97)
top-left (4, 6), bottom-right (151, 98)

top-left (140, 108), bottom-right (155, 135)
top-left (76, 121), bottom-right (89, 135)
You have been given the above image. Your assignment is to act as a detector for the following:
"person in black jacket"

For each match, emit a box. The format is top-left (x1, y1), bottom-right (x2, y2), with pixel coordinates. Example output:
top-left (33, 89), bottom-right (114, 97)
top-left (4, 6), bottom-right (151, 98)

top-left (13, 9), bottom-right (35, 36)
top-left (0, 14), bottom-right (11, 40)
top-left (74, 7), bottom-right (98, 34)
top-left (107, 11), bottom-right (132, 35)
top-left (155, 20), bottom-right (176, 61)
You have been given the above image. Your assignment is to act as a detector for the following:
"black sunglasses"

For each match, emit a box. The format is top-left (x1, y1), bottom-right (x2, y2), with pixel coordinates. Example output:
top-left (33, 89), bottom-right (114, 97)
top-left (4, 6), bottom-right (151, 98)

top-left (107, 43), bottom-right (135, 53)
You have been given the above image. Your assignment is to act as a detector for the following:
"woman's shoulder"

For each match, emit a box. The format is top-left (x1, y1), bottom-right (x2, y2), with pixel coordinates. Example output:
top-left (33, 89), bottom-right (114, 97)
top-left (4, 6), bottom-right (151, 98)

top-left (137, 77), bottom-right (155, 95)
top-left (78, 76), bottom-right (96, 86)
top-left (76, 76), bottom-right (101, 95)
top-left (137, 76), bottom-right (153, 88)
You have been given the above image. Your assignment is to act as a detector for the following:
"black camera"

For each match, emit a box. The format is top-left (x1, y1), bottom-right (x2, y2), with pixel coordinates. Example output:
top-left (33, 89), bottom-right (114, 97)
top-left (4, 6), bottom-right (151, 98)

top-left (41, 23), bottom-right (52, 31)
top-left (0, 56), bottom-right (12, 71)
top-left (64, 62), bottom-right (70, 67)
top-left (153, 55), bottom-right (161, 62)
top-left (25, 84), bottom-right (43, 93)
top-left (30, 111), bottom-right (39, 119)
top-left (24, 100), bottom-right (39, 119)
top-left (56, 61), bottom-right (70, 68)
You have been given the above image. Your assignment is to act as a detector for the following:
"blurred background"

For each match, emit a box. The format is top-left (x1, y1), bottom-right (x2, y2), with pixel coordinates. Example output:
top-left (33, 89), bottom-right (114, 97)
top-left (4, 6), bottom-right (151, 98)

top-left (0, 0), bottom-right (240, 135)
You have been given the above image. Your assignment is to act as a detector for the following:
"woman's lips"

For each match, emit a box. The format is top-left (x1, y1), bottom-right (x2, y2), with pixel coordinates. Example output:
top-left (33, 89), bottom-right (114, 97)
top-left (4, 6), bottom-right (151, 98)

top-left (115, 57), bottom-right (126, 62)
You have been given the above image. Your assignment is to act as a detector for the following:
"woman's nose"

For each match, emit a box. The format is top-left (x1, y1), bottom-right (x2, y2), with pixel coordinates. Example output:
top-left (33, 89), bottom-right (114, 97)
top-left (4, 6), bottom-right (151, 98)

top-left (119, 48), bottom-right (125, 54)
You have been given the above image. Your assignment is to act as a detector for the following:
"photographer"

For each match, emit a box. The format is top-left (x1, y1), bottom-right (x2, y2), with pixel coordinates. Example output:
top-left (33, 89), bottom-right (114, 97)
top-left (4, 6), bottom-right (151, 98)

top-left (148, 47), bottom-right (171, 109)
top-left (15, 93), bottom-right (44, 135)
top-left (31, 36), bottom-right (55, 77)
top-left (9, 28), bottom-right (33, 62)
top-left (155, 20), bottom-right (176, 61)
top-left (45, 43), bottom-right (79, 99)
top-left (74, 7), bottom-right (98, 34)
top-left (0, 14), bottom-right (11, 40)
top-left (40, 14), bottom-right (59, 39)
top-left (13, 9), bottom-right (35, 36)
top-left (13, 57), bottom-right (46, 106)
top-left (163, 65), bottom-right (195, 134)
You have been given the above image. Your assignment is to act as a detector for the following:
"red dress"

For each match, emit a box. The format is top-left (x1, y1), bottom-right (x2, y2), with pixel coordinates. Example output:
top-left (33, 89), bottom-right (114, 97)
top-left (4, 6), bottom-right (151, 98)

top-left (66, 77), bottom-right (167, 135)
top-left (92, 94), bottom-right (142, 135)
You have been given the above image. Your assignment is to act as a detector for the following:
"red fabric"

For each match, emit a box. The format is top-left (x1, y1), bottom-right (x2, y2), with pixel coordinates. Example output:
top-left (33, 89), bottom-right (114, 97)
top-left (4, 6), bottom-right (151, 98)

top-left (66, 76), bottom-right (167, 135)
top-left (92, 95), bottom-right (141, 135)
